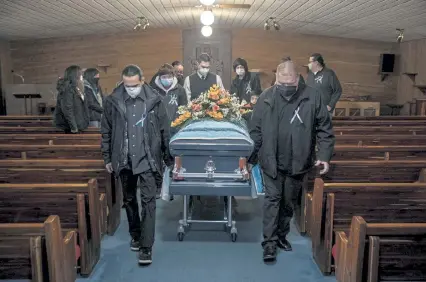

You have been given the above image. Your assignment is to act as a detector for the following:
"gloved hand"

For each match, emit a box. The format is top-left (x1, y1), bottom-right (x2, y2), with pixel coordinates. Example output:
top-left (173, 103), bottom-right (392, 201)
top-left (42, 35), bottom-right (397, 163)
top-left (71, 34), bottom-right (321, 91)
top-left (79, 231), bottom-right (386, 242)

top-left (315, 160), bottom-right (329, 175)
top-left (105, 163), bottom-right (113, 174)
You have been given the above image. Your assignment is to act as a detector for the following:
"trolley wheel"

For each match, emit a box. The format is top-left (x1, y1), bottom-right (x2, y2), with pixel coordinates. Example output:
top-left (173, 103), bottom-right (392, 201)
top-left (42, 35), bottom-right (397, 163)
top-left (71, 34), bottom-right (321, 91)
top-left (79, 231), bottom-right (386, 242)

top-left (177, 232), bottom-right (185, 241)
top-left (231, 233), bottom-right (237, 242)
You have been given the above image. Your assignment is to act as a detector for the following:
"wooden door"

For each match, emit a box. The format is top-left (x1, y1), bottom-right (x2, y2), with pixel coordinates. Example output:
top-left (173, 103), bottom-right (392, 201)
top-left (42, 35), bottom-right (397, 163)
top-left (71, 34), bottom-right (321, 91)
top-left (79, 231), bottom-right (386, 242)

top-left (182, 28), bottom-right (232, 90)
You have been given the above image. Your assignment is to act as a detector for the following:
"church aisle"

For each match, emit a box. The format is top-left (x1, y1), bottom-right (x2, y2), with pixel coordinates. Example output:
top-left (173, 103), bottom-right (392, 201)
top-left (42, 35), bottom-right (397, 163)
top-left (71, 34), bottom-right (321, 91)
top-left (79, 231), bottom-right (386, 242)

top-left (77, 197), bottom-right (337, 282)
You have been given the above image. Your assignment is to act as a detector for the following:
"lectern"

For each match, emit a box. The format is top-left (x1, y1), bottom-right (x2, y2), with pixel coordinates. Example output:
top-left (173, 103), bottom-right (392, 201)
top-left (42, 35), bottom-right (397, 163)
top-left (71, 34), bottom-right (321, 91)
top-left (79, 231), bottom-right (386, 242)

top-left (13, 93), bottom-right (42, 115)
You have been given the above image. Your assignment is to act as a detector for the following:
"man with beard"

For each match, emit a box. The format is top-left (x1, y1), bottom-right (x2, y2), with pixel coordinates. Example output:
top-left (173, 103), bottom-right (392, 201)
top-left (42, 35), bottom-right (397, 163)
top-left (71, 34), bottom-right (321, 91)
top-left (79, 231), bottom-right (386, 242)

top-left (307, 53), bottom-right (342, 115)
top-left (101, 64), bottom-right (173, 265)
top-left (249, 59), bottom-right (335, 262)
top-left (183, 53), bottom-right (224, 102)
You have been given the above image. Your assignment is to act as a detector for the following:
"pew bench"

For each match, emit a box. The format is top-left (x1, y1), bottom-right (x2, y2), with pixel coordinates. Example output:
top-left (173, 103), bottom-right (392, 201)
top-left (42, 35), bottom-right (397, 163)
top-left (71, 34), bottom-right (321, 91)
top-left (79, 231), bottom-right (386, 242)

top-left (0, 133), bottom-right (101, 145)
top-left (335, 216), bottom-right (426, 282)
top-left (0, 215), bottom-right (77, 282)
top-left (0, 144), bottom-right (102, 159)
top-left (296, 160), bottom-right (426, 235)
top-left (333, 126), bottom-right (426, 135)
top-left (0, 115), bottom-right (53, 120)
top-left (335, 134), bottom-right (426, 146)
top-left (0, 179), bottom-right (103, 276)
top-left (0, 126), bottom-right (99, 134)
top-left (0, 159), bottom-right (120, 236)
top-left (0, 120), bottom-right (54, 127)
top-left (310, 179), bottom-right (426, 275)
top-left (332, 145), bottom-right (426, 160)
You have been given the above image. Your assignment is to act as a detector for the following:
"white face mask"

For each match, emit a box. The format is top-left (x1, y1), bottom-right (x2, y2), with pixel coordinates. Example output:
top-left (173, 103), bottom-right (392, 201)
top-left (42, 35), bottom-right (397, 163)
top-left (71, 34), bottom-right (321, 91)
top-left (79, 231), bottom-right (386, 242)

top-left (198, 68), bottom-right (209, 76)
top-left (308, 63), bottom-right (313, 71)
top-left (236, 69), bottom-right (245, 77)
top-left (125, 86), bottom-right (142, 98)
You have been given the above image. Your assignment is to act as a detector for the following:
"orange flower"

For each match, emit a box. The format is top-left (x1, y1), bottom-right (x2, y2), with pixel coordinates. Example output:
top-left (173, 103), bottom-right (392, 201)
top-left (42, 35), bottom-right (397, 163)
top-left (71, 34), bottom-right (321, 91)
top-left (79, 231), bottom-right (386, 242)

top-left (218, 98), bottom-right (230, 105)
top-left (208, 93), bottom-right (219, 100)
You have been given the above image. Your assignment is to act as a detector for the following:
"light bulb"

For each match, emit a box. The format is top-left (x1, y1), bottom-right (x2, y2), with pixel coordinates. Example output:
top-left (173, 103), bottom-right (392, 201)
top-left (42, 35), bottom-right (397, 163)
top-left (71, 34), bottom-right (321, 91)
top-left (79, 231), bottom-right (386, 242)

top-left (200, 10), bottom-right (214, 26)
top-left (200, 0), bottom-right (215, 6)
top-left (201, 25), bottom-right (213, 37)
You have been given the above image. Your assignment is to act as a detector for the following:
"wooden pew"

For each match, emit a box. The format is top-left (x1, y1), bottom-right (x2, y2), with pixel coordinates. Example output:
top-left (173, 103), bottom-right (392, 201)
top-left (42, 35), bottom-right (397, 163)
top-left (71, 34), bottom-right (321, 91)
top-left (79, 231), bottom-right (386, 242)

top-left (311, 179), bottom-right (426, 275)
top-left (0, 179), bottom-right (103, 276)
top-left (296, 160), bottom-right (426, 235)
top-left (0, 215), bottom-right (77, 282)
top-left (335, 134), bottom-right (426, 146)
top-left (0, 126), bottom-right (99, 134)
top-left (335, 216), bottom-right (426, 282)
top-left (0, 133), bottom-right (101, 145)
top-left (0, 115), bottom-right (53, 120)
top-left (333, 126), bottom-right (426, 135)
top-left (0, 159), bottom-right (120, 236)
top-left (0, 144), bottom-right (102, 159)
top-left (332, 145), bottom-right (426, 160)
top-left (0, 120), bottom-right (54, 127)
top-left (332, 116), bottom-right (426, 121)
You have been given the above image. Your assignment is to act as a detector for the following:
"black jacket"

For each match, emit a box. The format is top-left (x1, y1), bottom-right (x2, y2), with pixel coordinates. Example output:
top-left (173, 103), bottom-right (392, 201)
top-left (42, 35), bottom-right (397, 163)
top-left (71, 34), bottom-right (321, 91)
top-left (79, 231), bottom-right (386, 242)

top-left (84, 80), bottom-right (104, 122)
top-left (248, 80), bottom-right (335, 178)
top-left (101, 84), bottom-right (173, 174)
top-left (54, 79), bottom-right (90, 132)
top-left (150, 77), bottom-right (188, 122)
top-left (230, 72), bottom-right (262, 103)
top-left (306, 67), bottom-right (342, 111)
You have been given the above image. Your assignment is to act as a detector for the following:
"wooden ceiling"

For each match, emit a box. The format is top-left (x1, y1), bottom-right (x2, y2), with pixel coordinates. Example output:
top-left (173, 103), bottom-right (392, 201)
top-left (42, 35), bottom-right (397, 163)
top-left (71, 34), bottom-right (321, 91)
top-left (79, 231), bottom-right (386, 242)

top-left (0, 0), bottom-right (426, 42)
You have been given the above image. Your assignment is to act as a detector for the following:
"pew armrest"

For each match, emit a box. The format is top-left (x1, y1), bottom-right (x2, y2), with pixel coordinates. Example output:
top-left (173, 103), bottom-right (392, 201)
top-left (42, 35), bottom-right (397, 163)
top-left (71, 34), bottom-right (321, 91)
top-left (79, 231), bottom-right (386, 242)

top-left (335, 231), bottom-right (348, 282)
top-left (63, 230), bottom-right (77, 282)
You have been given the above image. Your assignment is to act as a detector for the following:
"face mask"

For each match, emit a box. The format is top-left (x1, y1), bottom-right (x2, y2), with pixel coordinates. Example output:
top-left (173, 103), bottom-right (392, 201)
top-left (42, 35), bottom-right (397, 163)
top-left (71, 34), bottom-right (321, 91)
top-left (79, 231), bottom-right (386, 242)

top-left (236, 69), bottom-right (245, 77)
top-left (160, 78), bottom-right (173, 87)
top-left (277, 85), bottom-right (297, 99)
top-left (125, 86), bottom-right (142, 98)
top-left (198, 68), bottom-right (209, 77)
top-left (308, 63), bottom-right (313, 71)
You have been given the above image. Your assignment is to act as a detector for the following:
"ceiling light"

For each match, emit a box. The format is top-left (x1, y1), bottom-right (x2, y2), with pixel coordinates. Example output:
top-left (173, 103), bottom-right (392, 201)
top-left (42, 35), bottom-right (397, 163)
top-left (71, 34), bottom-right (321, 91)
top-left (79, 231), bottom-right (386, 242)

top-left (264, 17), bottom-right (280, 31)
top-left (200, 10), bottom-right (214, 26)
top-left (264, 22), bottom-right (270, 30)
top-left (273, 21), bottom-right (280, 31)
top-left (200, 0), bottom-right (215, 6)
top-left (201, 25), bottom-right (213, 37)
top-left (396, 28), bottom-right (404, 43)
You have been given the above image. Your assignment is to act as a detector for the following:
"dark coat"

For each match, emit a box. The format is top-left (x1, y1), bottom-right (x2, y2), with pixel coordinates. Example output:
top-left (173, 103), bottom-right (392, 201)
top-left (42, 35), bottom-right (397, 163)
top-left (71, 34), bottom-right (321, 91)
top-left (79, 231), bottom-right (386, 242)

top-left (54, 79), bottom-right (90, 132)
top-left (84, 80), bottom-right (104, 122)
top-left (230, 72), bottom-right (262, 103)
top-left (101, 83), bottom-right (173, 174)
top-left (248, 80), bottom-right (335, 178)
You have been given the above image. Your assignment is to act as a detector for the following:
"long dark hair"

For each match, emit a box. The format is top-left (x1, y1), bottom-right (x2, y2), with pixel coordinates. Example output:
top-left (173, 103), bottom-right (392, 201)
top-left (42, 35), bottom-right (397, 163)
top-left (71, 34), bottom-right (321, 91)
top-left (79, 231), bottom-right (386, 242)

top-left (83, 68), bottom-right (100, 89)
top-left (64, 65), bottom-right (83, 92)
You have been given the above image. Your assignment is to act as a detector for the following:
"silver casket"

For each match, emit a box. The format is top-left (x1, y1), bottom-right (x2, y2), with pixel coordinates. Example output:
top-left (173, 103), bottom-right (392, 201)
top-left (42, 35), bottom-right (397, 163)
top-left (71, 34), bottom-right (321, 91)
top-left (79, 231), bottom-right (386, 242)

top-left (168, 120), bottom-right (256, 197)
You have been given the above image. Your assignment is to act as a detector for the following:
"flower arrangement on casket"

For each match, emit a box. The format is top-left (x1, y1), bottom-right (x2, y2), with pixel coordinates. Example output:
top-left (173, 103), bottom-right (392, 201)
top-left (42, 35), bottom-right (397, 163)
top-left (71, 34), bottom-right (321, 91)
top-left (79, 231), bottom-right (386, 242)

top-left (171, 84), bottom-right (252, 128)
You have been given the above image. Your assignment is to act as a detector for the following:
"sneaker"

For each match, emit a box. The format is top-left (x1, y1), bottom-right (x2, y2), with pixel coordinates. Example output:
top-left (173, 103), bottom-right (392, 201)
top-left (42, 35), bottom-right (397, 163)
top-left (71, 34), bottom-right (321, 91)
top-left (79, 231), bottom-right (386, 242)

top-left (130, 238), bottom-right (140, 251)
top-left (138, 248), bottom-right (152, 265)
top-left (263, 244), bottom-right (277, 262)
top-left (277, 238), bottom-right (292, 251)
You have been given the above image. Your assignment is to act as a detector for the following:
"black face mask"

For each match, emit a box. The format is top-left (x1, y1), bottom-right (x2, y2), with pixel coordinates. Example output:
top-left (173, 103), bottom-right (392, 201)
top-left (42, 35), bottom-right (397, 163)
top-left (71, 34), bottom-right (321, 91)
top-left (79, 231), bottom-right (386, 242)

top-left (276, 84), bottom-right (297, 98)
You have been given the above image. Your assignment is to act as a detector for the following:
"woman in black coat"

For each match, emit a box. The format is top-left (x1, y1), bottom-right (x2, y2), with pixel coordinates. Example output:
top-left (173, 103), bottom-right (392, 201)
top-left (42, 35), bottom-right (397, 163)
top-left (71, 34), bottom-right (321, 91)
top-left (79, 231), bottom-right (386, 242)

top-left (54, 65), bottom-right (90, 133)
top-left (230, 58), bottom-right (262, 103)
top-left (83, 68), bottom-right (104, 128)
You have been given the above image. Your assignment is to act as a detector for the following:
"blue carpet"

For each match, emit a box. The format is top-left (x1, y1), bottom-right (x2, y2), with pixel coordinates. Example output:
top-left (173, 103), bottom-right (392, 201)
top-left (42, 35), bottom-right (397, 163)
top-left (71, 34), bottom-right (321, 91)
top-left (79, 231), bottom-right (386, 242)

top-left (5, 197), bottom-right (336, 282)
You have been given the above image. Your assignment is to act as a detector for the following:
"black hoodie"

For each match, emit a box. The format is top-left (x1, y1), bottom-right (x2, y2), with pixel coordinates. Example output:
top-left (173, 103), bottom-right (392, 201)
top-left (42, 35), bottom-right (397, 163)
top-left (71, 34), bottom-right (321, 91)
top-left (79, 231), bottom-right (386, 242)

top-left (53, 78), bottom-right (90, 132)
top-left (230, 59), bottom-right (262, 103)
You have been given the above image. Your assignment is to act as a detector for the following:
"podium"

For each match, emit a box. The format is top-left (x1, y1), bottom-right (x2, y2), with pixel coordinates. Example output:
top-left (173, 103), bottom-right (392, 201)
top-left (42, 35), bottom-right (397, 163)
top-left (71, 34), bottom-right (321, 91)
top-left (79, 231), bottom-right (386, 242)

top-left (13, 93), bottom-right (42, 115)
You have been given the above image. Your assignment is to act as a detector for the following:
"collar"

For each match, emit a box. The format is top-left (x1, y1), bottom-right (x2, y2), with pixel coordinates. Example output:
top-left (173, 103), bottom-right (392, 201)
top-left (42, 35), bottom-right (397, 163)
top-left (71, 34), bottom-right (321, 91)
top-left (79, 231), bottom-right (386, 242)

top-left (313, 67), bottom-right (324, 76)
top-left (197, 72), bottom-right (209, 80)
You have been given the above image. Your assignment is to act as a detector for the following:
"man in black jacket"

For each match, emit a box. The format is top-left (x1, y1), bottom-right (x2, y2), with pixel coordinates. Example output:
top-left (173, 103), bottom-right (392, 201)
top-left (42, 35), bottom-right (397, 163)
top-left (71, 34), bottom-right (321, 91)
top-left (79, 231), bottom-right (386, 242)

top-left (307, 53), bottom-right (342, 115)
top-left (101, 65), bottom-right (173, 265)
top-left (249, 59), bottom-right (335, 262)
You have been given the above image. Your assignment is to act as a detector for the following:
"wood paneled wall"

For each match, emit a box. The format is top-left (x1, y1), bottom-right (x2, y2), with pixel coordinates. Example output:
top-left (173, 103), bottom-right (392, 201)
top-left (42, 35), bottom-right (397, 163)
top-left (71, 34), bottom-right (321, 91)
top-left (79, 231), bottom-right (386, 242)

top-left (397, 39), bottom-right (426, 114)
top-left (7, 28), bottom-right (398, 104)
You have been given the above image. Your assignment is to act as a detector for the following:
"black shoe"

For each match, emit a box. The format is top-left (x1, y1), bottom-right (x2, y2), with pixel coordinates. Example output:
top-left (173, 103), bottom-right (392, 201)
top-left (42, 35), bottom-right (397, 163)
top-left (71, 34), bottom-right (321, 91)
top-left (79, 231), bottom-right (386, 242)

top-left (263, 245), bottom-right (277, 262)
top-left (277, 238), bottom-right (292, 251)
top-left (130, 238), bottom-right (140, 252)
top-left (138, 248), bottom-right (152, 265)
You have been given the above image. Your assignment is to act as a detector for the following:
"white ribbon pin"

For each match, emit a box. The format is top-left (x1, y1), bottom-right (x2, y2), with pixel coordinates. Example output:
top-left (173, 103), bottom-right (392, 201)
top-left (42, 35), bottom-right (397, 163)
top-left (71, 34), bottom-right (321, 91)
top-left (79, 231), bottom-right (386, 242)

top-left (290, 106), bottom-right (303, 124)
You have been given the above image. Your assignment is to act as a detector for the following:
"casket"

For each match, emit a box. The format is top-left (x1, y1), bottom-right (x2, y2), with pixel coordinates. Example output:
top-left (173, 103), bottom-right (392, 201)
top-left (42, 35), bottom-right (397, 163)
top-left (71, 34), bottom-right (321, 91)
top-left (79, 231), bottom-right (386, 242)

top-left (168, 120), bottom-right (256, 197)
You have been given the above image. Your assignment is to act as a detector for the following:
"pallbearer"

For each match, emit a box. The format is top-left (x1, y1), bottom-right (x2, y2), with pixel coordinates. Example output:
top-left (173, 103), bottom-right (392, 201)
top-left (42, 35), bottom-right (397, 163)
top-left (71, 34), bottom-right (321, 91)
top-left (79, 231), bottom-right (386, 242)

top-left (249, 58), bottom-right (335, 262)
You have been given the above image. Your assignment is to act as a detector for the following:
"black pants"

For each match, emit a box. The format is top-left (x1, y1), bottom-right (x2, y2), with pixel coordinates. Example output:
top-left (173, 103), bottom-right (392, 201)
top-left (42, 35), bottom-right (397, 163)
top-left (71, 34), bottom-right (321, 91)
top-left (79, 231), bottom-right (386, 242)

top-left (119, 169), bottom-right (157, 248)
top-left (262, 171), bottom-right (304, 247)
